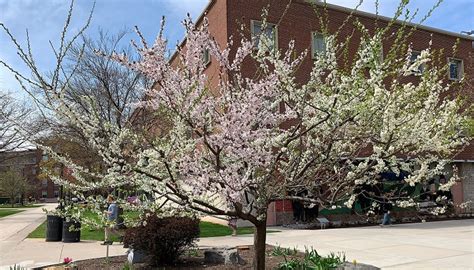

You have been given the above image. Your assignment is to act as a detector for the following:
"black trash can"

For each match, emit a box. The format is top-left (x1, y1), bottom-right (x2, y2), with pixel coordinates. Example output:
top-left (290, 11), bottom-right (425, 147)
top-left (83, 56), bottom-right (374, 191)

top-left (116, 206), bottom-right (126, 229)
top-left (46, 215), bottom-right (63, 242)
top-left (62, 220), bottom-right (81, 243)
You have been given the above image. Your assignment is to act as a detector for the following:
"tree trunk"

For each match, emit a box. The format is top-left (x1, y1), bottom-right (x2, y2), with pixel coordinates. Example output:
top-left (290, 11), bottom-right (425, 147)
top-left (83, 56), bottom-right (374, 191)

top-left (253, 220), bottom-right (267, 270)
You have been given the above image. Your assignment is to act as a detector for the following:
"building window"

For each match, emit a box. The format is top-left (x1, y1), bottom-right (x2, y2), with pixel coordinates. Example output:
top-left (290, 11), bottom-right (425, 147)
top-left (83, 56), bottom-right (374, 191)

top-left (42, 179), bottom-right (48, 187)
top-left (448, 58), bottom-right (463, 81)
top-left (54, 190), bottom-right (59, 198)
top-left (251, 20), bottom-right (277, 51)
top-left (42, 154), bottom-right (49, 161)
top-left (311, 32), bottom-right (326, 58)
top-left (202, 49), bottom-right (211, 66)
top-left (409, 51), bottom-right (424, 75)
top-left (42, 191), bottom-right (48, 198)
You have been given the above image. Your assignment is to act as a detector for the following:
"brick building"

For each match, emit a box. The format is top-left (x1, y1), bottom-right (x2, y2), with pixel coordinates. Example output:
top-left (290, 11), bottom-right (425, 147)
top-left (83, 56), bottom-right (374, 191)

top-left (0, 149), bottom-right (59, 202)
top-left (169, 0), bottom-right (474, 225)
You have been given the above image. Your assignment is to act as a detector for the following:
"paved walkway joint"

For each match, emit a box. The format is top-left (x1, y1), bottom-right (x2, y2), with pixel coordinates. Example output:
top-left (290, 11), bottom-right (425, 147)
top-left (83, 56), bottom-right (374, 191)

top-left (1, 208), bottom-right (472, 269)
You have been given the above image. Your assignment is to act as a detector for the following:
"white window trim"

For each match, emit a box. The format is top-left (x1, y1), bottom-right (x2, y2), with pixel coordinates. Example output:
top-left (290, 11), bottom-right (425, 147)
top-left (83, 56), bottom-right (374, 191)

top-left (250, 20), bottom-right (278, 50)
top-left (378, 44), bottom-right (384, 63)
top-left (311, 32), bottom-right (326, 59)
top-left (409, 50), bottom-right (425, 76)
top-left (447, 57), bottom-right (464, 81)
top-left (202, 48), bottom-right (211, 67)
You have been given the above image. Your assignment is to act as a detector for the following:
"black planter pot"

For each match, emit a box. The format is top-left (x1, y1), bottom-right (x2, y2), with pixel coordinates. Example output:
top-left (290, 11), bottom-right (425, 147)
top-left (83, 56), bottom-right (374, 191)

top-left (62, 220), bottom-right (81, 243)
top-left (46, 215), bottom-right (63, 242)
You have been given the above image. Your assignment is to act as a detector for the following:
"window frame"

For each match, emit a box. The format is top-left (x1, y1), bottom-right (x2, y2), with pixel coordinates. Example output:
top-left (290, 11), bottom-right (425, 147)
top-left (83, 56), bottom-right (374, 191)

top-left (408, 50), bottom-right (425, 75)
top-left (447, 57), bottom-right (463, 81)
top-left (202, 48), bottom-right (211, 67)
top-left (250, 20), bottom-right (278, 51)
top-left (311, 32), bottom-right (326, 59)
top-left (378, 44), bottom-right (384, 63)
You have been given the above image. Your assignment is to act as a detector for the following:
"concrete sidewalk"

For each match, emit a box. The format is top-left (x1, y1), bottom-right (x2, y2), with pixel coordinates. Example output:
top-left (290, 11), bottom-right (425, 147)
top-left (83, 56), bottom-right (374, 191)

top-left (1, 217), bottom-right (472, 269)
top-left (0, 203), bottom-right (126, 269)
top-left (0, 239), bottom-right (126, 269)
top-left (200, 219), bottom-right (474, 269)
top-left (0, 204), bottom-right (56, 256)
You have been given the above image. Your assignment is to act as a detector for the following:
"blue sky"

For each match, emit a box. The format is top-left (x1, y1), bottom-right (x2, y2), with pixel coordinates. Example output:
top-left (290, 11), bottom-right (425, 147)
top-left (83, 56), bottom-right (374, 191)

top-left (1, 0), bottom-right (473, 97)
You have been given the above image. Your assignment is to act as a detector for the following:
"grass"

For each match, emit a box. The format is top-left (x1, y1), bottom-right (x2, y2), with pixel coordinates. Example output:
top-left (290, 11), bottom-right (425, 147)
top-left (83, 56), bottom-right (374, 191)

top-left (28, 218), bottom-right (277, 241)
top-left (199, 221), bottom-right (277, 237)
top-left (28, 218), bottom-right (121, 241)
top-left (0, 209), bottom-right (23, 218)
top-left (27, 221), bottom-right (47, 238)
top-left (28, 220), bottom-right (121, 241)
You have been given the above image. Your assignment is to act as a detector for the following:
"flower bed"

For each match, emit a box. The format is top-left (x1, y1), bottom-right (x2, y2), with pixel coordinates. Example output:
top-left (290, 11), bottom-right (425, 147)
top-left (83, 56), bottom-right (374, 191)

top-left (33, 246), bottom-right (380, 270)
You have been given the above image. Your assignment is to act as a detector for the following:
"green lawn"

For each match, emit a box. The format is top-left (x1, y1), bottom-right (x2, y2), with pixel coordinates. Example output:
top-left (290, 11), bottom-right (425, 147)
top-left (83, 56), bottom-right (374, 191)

top-left (28, 207), bottom-right (278, 240)
top-left (27, 221), bottom-right (47, 238)
top-left (200, 221), bottom-right (273, 237)
top-left (28, 219), bottom-right (276, 241)
top-left (28, 220), bottom-right (121, 241)
top-left (0, 209), bottom-right (23, 218)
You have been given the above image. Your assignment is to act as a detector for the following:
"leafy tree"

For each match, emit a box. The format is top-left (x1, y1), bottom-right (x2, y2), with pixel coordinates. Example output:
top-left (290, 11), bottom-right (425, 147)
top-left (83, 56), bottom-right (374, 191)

top-left (0, 170), bottom-right (32, 207)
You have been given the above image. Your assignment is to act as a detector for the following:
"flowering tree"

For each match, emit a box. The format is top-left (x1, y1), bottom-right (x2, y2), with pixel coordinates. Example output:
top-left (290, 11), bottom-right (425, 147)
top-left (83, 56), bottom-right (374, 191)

top-left (1, 1), bottom-right (471, 269)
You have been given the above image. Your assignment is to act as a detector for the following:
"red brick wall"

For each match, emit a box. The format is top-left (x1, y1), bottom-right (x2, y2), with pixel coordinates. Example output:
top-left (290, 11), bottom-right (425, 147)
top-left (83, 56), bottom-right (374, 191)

top-left (225, 0), bottom-right (472, 86)
top-left (201, 0), bottom-right (229, 93)
top-left (168, 0), bottom-right (229, 94)
top-left (224, 0), bottom-right (473, 162)
top-left (170, 0), bottom-right (473, 224)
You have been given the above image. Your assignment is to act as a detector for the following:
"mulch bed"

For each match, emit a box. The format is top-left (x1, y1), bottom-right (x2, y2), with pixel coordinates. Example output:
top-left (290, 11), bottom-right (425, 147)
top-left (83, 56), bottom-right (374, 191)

top-left (47, 245), bottom-right (300, 270)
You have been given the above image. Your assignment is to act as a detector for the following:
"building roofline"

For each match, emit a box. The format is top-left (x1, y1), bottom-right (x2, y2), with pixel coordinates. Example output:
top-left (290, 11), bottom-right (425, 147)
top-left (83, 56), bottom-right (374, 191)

top-left (168, 0), bottom-right (216, 63)
top-left (313, 1), bottom-right (474, 41)
top-left (168, 0), bottom-right (473, 64)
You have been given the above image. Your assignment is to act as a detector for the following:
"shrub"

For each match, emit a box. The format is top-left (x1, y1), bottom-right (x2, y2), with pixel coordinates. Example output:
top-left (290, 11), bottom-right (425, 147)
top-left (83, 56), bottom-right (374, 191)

top-left (270, 245), bottom-right (298, 257)
top-left (123, 213), bottom-right (200, 265)
top-left (276, 247), bottom-right (345, 270)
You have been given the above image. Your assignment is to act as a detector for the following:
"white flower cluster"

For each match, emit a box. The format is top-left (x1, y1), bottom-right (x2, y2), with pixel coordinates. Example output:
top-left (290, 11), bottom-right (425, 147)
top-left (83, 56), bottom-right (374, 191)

top-left (35, 14), bottom-right (469, 227)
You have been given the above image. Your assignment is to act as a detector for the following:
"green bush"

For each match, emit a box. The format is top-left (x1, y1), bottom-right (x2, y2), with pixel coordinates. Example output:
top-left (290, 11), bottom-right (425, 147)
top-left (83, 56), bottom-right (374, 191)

top-left (270, 245), bottom-right (298, 257)
top-left (123, 213), bottom-right (200, 265)
top-left (275, 247), bottom-right (345, 270)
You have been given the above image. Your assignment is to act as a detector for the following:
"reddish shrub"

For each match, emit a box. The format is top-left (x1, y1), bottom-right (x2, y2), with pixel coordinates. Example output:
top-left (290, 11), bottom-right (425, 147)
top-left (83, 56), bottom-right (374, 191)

top-left (123, 214), bottom-right (200, 265)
